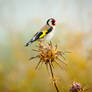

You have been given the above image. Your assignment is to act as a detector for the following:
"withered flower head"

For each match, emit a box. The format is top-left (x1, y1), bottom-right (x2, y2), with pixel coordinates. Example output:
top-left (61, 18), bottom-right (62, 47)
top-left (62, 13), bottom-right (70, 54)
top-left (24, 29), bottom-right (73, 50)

top-left (29, 41), bottom-right (66, 70)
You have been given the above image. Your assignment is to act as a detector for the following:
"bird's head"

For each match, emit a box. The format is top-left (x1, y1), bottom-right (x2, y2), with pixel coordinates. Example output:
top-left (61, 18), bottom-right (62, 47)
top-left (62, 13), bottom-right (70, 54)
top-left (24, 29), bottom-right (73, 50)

top-left (47, 18), bottom-right (56, 27)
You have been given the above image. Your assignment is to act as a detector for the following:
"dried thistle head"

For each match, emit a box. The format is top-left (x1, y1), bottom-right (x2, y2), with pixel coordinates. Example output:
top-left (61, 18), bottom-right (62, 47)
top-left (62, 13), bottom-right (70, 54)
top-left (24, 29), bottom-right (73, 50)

top-left (29, 41), bottom-right (66, 70)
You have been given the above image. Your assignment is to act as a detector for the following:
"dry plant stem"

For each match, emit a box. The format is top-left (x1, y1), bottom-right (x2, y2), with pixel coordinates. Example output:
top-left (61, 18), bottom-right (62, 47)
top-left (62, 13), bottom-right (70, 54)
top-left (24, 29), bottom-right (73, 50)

top-left (35, 60), bottom-right (41, 70)
top-left (57, 57), bottom-right (66, 65)
top-left (55, 60), bottom-right (63, 70)
top-left (46, 63), bottom-right (50, 75)
top-left (49, 61), bottom-right (59, 92)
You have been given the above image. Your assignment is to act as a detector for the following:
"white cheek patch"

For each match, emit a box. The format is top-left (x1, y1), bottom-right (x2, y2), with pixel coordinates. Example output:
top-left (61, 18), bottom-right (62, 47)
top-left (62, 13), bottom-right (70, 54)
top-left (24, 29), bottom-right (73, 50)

top-left (48, 21), bottom-right (53, 26)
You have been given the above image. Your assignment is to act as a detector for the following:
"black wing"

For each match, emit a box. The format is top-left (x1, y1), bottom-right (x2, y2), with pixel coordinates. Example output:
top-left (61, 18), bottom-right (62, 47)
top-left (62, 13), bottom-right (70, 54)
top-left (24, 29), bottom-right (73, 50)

top-left (25, 27), bottom-right (53, 46)
top-left (25, 32), bottom-right (43, 46)
top-left (46, 27), bottom-right (53, 34)
top-left (31, 27), bottom-right (53, 42)
top-left (31, 32), bottom-right (43, 42)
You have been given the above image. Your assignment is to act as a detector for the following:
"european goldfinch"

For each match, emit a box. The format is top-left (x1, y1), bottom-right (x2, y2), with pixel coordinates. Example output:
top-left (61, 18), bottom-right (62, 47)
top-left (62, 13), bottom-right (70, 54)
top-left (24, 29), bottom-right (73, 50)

top-left (25, 18), bottom-right (56, 46)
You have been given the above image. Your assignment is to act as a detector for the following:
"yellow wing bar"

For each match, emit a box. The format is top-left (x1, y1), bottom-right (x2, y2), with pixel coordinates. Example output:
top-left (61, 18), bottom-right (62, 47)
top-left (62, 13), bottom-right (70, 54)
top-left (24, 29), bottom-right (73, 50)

top-left (39, 30), bottom-right (48, 38)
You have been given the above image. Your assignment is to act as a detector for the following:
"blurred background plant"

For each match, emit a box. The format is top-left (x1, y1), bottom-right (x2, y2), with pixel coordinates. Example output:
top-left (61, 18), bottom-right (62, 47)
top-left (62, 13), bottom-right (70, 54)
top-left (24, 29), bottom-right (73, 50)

top-left (0, 0), bottom-right (92, 92)
top-left (69, 82), bottom-right (87, 92)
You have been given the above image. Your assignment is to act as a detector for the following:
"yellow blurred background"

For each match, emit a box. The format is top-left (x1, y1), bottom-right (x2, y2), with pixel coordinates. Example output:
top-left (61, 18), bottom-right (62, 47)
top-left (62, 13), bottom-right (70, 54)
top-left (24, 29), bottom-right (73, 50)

top-left (0, 0), bottom-right (92, 92)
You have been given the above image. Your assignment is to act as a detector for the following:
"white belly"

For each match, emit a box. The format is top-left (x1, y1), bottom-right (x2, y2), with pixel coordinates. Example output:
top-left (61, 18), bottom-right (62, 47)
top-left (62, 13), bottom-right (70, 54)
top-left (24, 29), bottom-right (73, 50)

top-left (45, 29), bottom-right (55, 40)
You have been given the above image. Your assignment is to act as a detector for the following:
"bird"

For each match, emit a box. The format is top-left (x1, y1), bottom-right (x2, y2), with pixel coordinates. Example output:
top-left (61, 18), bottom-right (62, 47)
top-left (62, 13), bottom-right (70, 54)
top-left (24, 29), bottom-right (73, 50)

top-left (25, 18), bottom-right (56, 46)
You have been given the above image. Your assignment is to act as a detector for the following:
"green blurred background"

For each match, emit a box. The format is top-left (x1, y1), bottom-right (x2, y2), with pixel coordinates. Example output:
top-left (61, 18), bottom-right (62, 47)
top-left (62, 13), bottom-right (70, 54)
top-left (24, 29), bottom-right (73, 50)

top-left (0, 0), bottom-right (92, 92)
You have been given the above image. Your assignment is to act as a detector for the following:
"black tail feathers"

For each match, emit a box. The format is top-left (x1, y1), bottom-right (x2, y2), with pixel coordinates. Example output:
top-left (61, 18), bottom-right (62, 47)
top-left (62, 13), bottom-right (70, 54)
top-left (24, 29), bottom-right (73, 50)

top-left (25, 43), bottom-right (29, 46)
top-left (25, 41), bottom-right (32, 46)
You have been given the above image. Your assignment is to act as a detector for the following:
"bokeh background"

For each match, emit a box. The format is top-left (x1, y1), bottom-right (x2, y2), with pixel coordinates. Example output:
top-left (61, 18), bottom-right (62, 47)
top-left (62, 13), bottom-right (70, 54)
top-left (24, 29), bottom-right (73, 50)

top-left (0, 0), bottom-right (92, 92)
